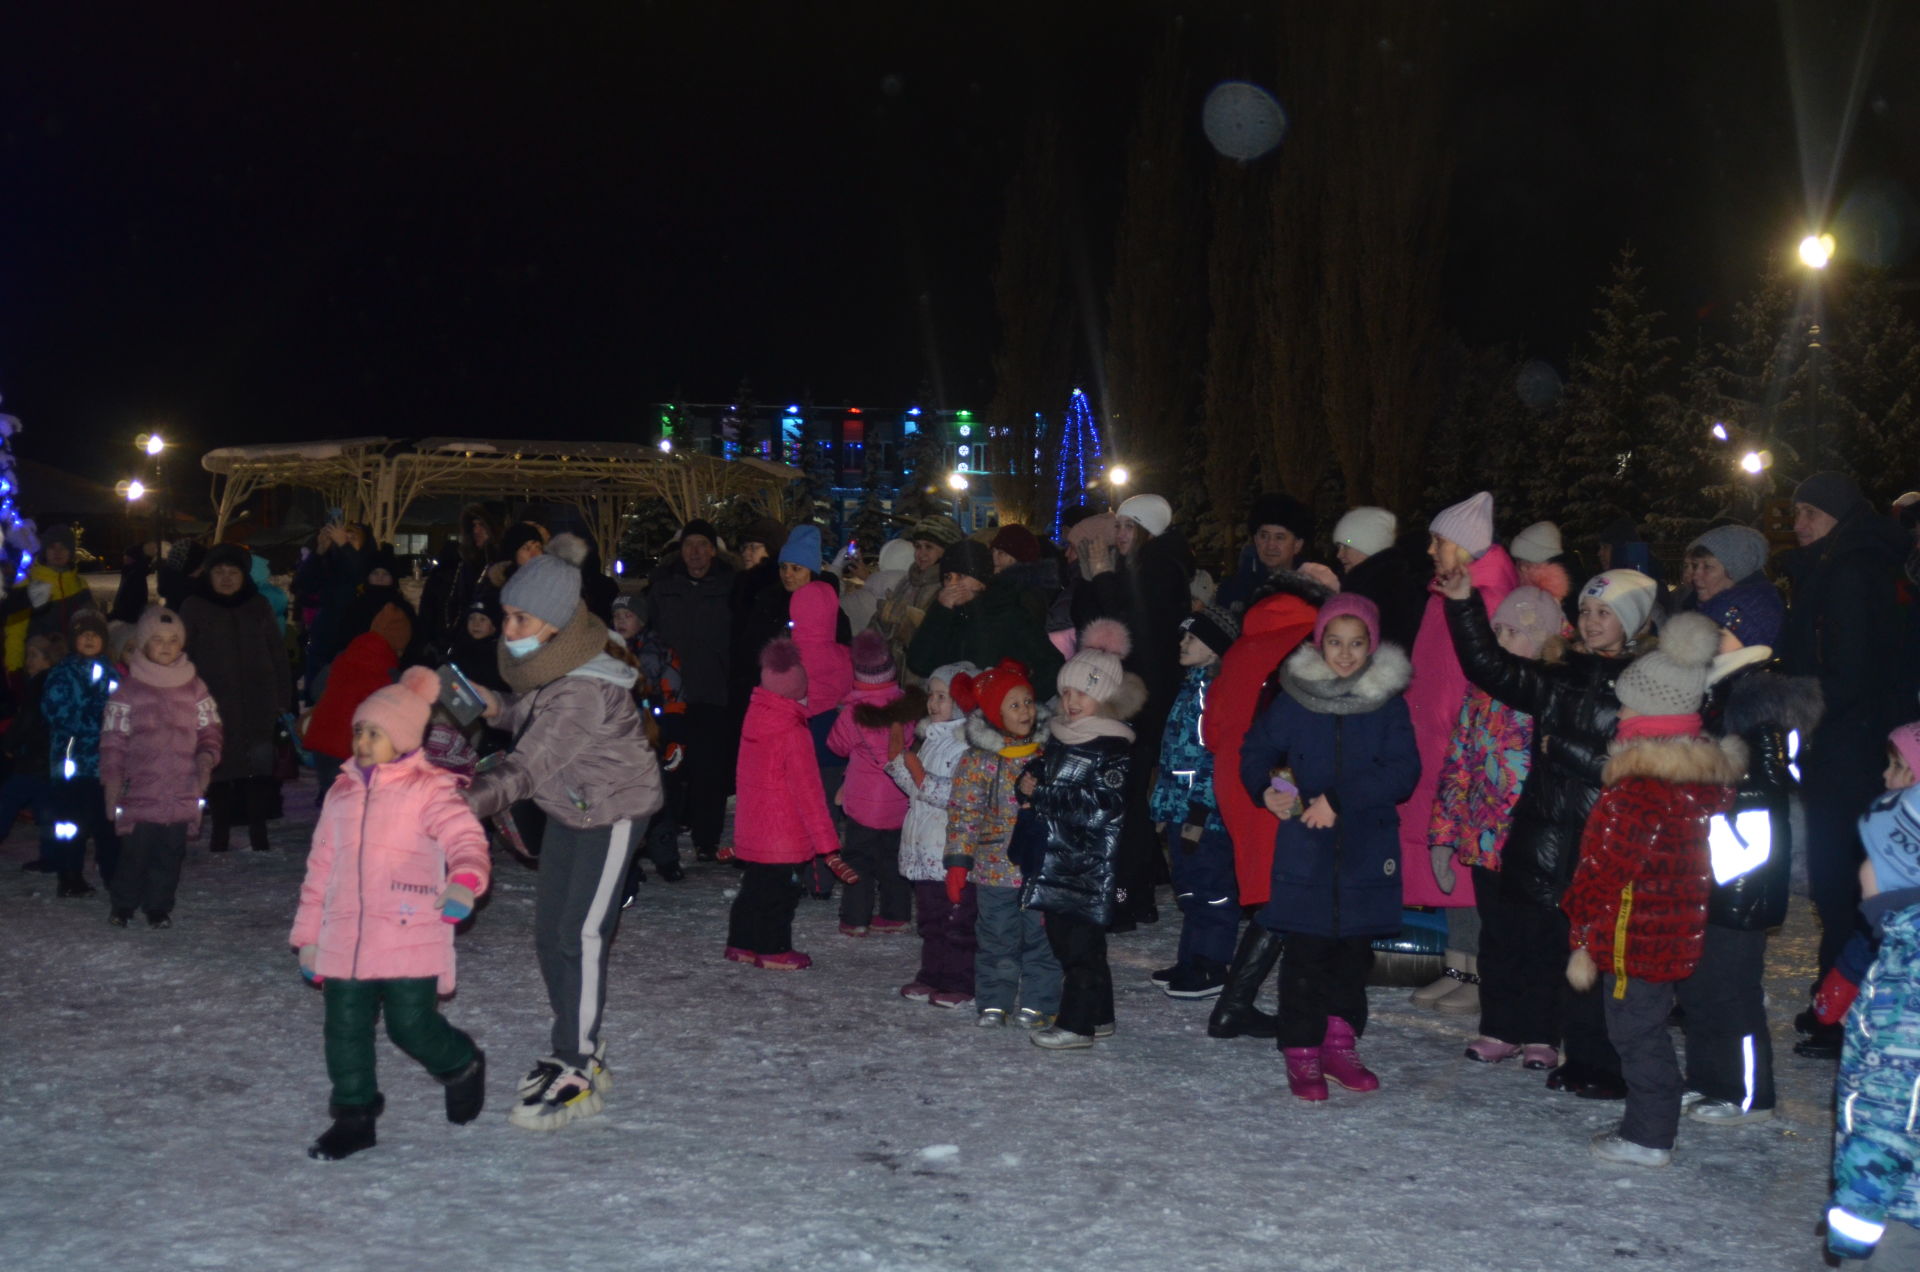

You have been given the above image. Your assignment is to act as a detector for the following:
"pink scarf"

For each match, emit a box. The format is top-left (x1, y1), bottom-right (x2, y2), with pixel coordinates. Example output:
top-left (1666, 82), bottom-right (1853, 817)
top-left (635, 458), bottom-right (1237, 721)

top-left (1615, 713), bottom-right (1702, 742)
top-left (126, 648), bottom-right (198, 690)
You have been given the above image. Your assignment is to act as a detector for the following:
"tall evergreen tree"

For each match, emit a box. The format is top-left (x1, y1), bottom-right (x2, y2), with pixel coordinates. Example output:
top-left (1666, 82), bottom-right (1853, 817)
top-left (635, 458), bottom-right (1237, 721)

top-left (1825, 268), bottom-right (1920, 504)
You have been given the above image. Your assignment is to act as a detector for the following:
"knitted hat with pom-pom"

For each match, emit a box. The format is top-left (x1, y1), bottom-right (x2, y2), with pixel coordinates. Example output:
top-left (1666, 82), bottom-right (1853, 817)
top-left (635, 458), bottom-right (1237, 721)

top-left (1616, 612), bottom-right (1720, 719)
top-left (1057, 618), bottom-right (1131, 705)
top-left (759, 636), bottom-right (808, 701)
top-left (954, 659), bottom-right (1034, 733)
top-left (353, 666), bottom-right (443, 754)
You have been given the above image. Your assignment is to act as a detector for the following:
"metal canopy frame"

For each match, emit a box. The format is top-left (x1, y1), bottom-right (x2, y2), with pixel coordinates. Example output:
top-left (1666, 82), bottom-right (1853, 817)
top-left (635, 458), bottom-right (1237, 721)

top-left (202, 438), bottom-right (802, 560)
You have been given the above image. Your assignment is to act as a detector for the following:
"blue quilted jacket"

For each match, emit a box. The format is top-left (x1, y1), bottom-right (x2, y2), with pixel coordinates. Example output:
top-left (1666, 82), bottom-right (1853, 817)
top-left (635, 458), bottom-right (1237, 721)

top-left (1830, 903), bottom-right (1920, 1257)
top-left (1150, 665), bottom-right (1225, 833)
top-left (42, 654), bottom-right (119, 780)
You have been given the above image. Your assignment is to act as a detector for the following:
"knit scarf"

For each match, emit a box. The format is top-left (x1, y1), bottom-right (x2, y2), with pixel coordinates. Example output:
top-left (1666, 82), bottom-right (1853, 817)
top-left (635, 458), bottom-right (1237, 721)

top-left (126, 648), bottom-right (198, 689)
top-left (998, 737), bottom-right (1042, 759)
top-left (1616, 713), bottom-right (1703, 742)
top-left (498, 602), bottom-right (608, 695)
top-left (1047, 713), bottom-right (1135, 746)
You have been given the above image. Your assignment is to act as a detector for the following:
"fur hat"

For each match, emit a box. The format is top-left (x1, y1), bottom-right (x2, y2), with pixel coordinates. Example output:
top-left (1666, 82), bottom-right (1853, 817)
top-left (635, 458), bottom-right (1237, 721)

top-left (1490, 586), bottom-right (1561, 659)
top-left (68, 609), bottom-right (110, 648)
top-left (134, 605), bottom-right (187, 652)
top-left (990, 523), bottom-right (1042, 564)
top-left (1057, 618), bottom-right (1131, 705)
top-left (500, 554), bottom-right (583, 630)
top-left (759, 636), bottom-right (808, 701)
top-left (779, 524), bottom-right (823, 571)
top-left (907, 516), bottom-right (964, 548)
top-left (1430, 492), bottom-right (1496, 558)
top-left (1249, 492), bottom-right (1316, 543)
top-left (939, 540), bottom-right (995, 587)
top-left (1510, 521), bottom-right (1564, 565)
top-left (958, 659), bottom-right (1035, 733)
top-left (1616, 612), bottom-right (1720, 717)
top-left (1687, 525), bottom-right (1769, 584)
top-left (851, 629), bottom-right (897, 685)
top-left (353, 666), bottom-right (442, 754)
top-left (1580, 570), bottom-right (1657, 639)
top-left (1891, 722), bottom-right (1920, 779)
top-left (1793, 471), bottom-right (1866, 523)
top-left (741, 517), bottom-right (788, 554)
top-left (1332, 507), bottom-right (1395, 558)
top-left (1313, 593), bottom-right (1381, 649)
top-left (1181, 605), bottom-right (1240, 659)
top-left (1116, 494), bottom-right (1172, 539)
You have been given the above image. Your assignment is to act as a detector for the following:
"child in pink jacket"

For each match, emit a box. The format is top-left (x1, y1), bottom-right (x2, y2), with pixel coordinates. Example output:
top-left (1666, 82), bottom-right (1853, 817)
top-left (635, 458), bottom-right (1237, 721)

top-left (725, 637), bottom-right (856, 970)
top-left (290, 666), bottom-right (491, 1161)
top-left (829, 631), bottom-right (920, 936)
top-left (98, 606), bottom-right (222, 929)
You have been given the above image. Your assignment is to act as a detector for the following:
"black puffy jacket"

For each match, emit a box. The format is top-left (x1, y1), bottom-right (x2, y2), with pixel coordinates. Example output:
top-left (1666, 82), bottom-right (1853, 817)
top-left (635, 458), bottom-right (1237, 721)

top-left (1446, 593), bottom-right (1629, 909)
top-left (1018, 732), bottom-right (1132, 927)
top-left (1700, 655), bottom-right (1823, 931)
top-left (1340, 540), bottom-right (1430, 653)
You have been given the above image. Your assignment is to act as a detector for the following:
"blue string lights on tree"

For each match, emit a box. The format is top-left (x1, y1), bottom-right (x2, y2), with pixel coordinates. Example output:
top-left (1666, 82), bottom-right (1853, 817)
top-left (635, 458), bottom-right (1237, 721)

top-left (0, 396), bottom-right (37, 590)
top-left (1051, 387), bottom-right (1105, 541)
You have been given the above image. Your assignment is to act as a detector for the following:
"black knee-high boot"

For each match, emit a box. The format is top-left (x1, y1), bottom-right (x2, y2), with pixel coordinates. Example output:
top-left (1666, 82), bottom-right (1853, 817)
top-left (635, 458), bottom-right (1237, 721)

top-left (1208, 922), bottom-right (1284, 1039)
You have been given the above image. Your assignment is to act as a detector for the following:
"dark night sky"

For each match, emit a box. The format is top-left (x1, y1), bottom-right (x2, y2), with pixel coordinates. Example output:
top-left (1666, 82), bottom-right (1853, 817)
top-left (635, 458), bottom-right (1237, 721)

top-left (3, 2), bottom-right (1917, 485)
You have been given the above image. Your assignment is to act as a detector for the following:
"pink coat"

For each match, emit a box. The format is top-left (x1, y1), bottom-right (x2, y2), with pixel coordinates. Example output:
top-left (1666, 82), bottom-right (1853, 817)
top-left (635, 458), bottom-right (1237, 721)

top-left (99, 653), bottom-right (223, 829)
top-left (828, 682), bottom-right (915, 830)
top-left (734, 686), bottom-right (841, 864)
top-left (1398, 545), bottom-right (1518, 907)
top-left (791, 582), bottom-right (853, 718)
top-left (289, 750), bottom-right (491, 993)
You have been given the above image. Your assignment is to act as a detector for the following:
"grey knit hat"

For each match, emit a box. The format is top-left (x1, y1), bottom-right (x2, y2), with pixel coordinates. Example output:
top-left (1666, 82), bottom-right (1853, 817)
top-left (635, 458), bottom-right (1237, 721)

top-left (500, 554), bottom-right (582, 629)
top-left (1687, 525), bottom-right (1769, 584)
top-left (1616, 612), bottom-right (1720, 717)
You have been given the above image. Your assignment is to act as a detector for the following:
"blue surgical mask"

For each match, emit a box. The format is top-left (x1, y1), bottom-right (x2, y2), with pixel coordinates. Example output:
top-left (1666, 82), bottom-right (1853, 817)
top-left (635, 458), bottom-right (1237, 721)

top-left (505, 635), bottom-right (544, 658)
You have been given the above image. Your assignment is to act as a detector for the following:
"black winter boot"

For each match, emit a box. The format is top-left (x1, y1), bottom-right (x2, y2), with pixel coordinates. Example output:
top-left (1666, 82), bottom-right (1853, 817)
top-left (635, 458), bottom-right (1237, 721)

top-left (1208, 923), bottom-right (1283, 1039)
top-left (439, 1051), bottom-right (487, 1125)
top-left (56, 871), bottom-right (95, 898)
top-left (307, 1096), bottom-right (383, 1161)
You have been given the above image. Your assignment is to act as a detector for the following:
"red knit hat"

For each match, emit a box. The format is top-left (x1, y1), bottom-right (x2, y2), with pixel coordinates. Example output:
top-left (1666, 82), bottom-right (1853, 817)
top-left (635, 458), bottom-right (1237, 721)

top-left (955, 658), bottom-right (1032, 734)
top-left (353, 666), bottom-right (441, 754)
top-left (990, 523), bottom-right (1042, 564)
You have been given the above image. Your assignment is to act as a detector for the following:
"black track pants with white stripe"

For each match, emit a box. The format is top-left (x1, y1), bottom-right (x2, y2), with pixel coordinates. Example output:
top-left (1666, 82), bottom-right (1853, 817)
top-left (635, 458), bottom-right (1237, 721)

top-left (533, 819), bottom-right (638, 1068)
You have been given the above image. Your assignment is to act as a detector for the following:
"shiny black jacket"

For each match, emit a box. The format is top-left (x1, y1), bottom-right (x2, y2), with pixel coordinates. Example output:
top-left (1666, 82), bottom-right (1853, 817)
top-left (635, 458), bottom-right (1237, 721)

top-left (1447, 593), bottom-right (1627, 909)
top-left (1700, 658), bottom-right (1822, 931)
top-left (1018, 733), bottom-right (1132, 927)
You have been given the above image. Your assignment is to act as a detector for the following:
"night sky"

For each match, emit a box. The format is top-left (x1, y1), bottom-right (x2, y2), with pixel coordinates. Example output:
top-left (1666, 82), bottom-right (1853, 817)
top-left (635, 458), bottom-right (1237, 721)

top-left (3, 2), bottom-right (1917, 486)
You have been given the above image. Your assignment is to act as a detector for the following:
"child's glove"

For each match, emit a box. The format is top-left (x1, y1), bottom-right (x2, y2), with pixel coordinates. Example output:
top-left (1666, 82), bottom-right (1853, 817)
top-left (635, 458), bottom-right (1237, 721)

top-left (439, 872), bottom-right (483, 924)
top-left (1565, 947), bottom-right (1597, 992)
top-left (945, 866), bottom-right (968, 905)
top-left (661, 742), bottom-right (684, 772)
top-left (1812, 965), bottom-right (1860, 1026)
top-left (823, 851), bottom-right (861, 885)
top-left (1430, 843), bottom-right (1457, 895)
top-left (715, 844), bottom-right (737, 862)
top-left (297, 944), bottom-right (323, 985)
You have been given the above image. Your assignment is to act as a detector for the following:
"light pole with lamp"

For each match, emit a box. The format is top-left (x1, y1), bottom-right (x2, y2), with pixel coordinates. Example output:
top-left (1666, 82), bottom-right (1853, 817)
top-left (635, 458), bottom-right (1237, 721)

top-left (947, 471), bottom-right (970, 532)
top-left (1797, 233), bottom-right (1834, 442)
top-left (135, 431), bottom-right (167, 564)
top-left (1105, 464), bottom-right (1130, 512)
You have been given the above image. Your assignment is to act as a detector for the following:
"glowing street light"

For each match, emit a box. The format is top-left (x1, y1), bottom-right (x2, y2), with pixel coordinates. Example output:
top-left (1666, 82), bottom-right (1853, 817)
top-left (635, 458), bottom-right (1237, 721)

top-left (1739, 451), bottom-right (1766, 474)
top-left (1798, 233), bottom-right (1836, 270)
top-left (1108, 465), bottom-right (1131, 487)
top-left (137, 431), bottom-right (166, 456)
top-left (657, 438), bottom-right (673, 453)
top-left (1710, 422), bottom-right (1729, 441)
top-left (947, 472), bottom-right (970, 492)
top-left (116, 479), bottom-right (146, 501)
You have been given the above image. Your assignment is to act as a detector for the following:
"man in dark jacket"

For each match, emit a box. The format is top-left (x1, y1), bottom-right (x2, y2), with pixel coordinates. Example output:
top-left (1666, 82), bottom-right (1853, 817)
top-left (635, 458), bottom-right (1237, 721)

top-left (907, 540), bottom-right (1063, 700)
top-left (1331, 507), bottom-right (1428, 652)
top-left (1779, 471), bottom-right (1912, 1053)
top-left (1216, 492), bottom-right (1314, 613)
top-left (646, 518), bottom-right (737, 860)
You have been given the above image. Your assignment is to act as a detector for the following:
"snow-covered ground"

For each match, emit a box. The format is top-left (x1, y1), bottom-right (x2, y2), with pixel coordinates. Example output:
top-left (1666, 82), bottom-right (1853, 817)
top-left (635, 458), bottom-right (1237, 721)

top-left (2, 775), bottom-right (1840, 1271)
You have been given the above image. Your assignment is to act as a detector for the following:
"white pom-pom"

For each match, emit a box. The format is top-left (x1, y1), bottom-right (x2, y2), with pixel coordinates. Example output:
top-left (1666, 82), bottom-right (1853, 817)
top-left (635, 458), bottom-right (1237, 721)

top-left (1079, 617), bottom-right (1132, 659)
top-left (1658, 612), bottom-right (1721, 668)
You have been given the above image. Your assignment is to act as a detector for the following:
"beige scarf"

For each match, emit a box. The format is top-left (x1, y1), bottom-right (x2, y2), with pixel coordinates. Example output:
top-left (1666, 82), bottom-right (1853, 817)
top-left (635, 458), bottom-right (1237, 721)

top-left (499, 602), bottom-right (609, 695)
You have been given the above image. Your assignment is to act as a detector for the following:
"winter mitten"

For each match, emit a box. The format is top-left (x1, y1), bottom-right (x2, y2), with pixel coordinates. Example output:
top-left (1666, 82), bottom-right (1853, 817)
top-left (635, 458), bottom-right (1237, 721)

top-left (1812, 965), bottom-right (1861, 1026)
top-left (439, 872), bottom-right (483, 924)
top-left (661, 743), bottom-right (684, 772)
top-left (945, 866), bottom-right (968, 905)
top-left (1430, 843), bottom-right (1457, 894)
top-left (1565, 947), bottom-right (1597, 992)
top-left (298, 944), bottom-right (323, 985)
top-left (27, 579), bottom-right (51, 609)
top-left (902, 751), bottom-right (927, 788)
top-left (823, 851), bottom-right (861, 885)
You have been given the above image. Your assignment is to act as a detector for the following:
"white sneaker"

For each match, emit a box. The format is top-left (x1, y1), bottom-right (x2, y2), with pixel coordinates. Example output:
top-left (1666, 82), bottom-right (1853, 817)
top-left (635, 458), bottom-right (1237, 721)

top-left (1031, 1026), bottom-right (1095, 1050)
top-left (976, 1008), bottom-right (1008, 1028)
top-left (517, 1056), bottom-right (564, 1101)
top-left (510, 1064), bottom-right (603, 1130)
top-left (1093, 1022), bottom-right (1115, 1039)
top-left (1588, 1130), bottom-right (1671, 1167)
top-left (1688, 1100), bottom-right (1775, 1126)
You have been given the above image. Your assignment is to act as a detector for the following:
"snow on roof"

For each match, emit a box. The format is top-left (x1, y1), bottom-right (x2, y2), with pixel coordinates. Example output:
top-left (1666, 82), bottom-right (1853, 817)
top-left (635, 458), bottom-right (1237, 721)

top-left (201, 437), bottom-right (391, 468)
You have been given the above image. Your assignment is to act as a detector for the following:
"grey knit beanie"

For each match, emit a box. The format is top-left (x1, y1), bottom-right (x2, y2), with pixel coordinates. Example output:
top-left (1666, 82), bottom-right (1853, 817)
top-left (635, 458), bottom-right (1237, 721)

top-left (1687, 525), bottom-right (1769, 583)
top-left (500, 554), bottom-right (582, 629)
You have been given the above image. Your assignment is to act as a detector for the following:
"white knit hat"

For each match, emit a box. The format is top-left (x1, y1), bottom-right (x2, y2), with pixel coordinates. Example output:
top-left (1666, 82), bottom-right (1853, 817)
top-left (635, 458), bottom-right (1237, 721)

top-left (1332, 507), bottom-right (1397, 558)
top-left (1617, 613), bottom-right (1720, 716)
top-left (1579, 570), bottom-right (1657, 638)
top-left (1510, 521), bottom-right (1563, 565)
top-left (1115, 494), bottom-right (1172, 538)
top-left (1430, 492), bottom-right (1496, 558)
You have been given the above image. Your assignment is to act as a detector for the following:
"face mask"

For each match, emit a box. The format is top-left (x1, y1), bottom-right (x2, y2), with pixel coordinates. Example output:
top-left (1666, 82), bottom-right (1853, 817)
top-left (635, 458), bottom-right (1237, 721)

top-left (505, 635), bottom-right (544, 658)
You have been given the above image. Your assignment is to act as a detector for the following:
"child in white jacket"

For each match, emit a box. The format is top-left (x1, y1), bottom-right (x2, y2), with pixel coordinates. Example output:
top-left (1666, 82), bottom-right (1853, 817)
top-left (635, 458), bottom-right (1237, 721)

top-left (886, 662), bottom-right (978, 1007)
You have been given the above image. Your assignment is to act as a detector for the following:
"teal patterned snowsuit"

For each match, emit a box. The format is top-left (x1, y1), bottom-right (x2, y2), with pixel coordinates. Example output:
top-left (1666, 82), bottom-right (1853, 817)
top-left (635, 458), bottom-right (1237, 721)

top-left (1830, 903), bottom-right (1920, 1259)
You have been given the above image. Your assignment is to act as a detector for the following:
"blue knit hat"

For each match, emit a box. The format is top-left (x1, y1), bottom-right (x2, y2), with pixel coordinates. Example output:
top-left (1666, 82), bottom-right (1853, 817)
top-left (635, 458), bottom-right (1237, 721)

top-left (779, 525), bottom-right (823, 571)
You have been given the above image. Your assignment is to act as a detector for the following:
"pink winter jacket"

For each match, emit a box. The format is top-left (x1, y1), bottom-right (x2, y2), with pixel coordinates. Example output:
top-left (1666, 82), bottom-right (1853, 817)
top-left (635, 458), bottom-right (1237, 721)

top-left (99, 651), bottom-right (223, 830)
top-left (290, 750), bottom-right (491, 993)
top-left (828, 682), bottom-right (917, 830)
top-left (733, 686), bottom-right (841, 865)
top-left (791, 582), bottom-right (853, 719)
top-left (1398, 545), bottom-right (1518, 907)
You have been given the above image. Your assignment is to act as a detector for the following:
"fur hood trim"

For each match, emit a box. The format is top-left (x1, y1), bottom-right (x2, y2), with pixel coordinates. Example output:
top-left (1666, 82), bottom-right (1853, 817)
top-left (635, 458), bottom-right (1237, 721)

top-left (853, 688), bottom-right (929, 730)
top-left (1722, 669), bottom-right (1824, 737)
top-left (1101, 671), bottom-right (1150, 723)
top-left (1280, 641), bottom-right (1412, 715)
top-left (1244, 567), bottom-right (1336, 611)
top-left (963, 705), bottom-right (1051, 754)
top-left (1602, 732), bottom-right (1747, 788)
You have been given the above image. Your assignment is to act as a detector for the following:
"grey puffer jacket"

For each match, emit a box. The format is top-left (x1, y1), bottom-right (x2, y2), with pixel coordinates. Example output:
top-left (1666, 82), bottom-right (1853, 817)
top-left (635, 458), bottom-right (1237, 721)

top-left (466, 604), bottom-right (664, 830)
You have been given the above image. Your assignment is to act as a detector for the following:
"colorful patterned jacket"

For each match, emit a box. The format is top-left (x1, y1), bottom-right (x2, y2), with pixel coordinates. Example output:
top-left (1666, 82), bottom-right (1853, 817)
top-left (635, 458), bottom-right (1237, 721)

top-left (943, 709), bottom-right (1049, 889)
top-left (1829, 902), bottom-right (1920, 1258)
top-left (1429, 687), bottom-right (1532, 872)
top-left (1562, 731), bottom-right (1741, 985)
top-left (1150, 664), bottom-right (1225, 833)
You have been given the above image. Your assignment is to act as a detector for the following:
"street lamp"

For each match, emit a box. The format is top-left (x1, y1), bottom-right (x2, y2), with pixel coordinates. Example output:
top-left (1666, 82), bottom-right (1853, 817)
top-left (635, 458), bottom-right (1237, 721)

top-left (947, 472), bottom-right (969, 492)
top-left (1108, 465), bottom-right (1130, 488)
top-left (1798, 233), bottom-right (1836, 270)
top-left (137, 431), bottom-right (166, 457)
top-left (115, 479), bottom-right (146, 501)
top-left (1740, 450), bottom-right (1772, 475)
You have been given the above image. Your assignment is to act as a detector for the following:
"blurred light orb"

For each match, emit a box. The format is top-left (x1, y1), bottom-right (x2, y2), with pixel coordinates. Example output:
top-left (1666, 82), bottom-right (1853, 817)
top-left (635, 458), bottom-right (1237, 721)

top-left (1740, 451), bottom-right (1765, 474)
top-left (1798, 233), bottom-right (1835, 269)
top-left (1515, 360), bottom-right (1564, 410)
top-left (948, 472), bottom-right (969, 492)
top-left (1202, 81), bottom-right (1287, 160)
top-left (1711, 422), bottom-right (1729, 441)
top-left (1109, 466), bottom-right (1130, 486)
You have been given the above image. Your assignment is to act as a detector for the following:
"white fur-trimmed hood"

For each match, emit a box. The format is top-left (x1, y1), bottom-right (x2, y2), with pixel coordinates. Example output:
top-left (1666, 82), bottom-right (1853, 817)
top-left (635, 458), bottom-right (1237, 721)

top-left (1280, 641), bottom-right (1413, 715)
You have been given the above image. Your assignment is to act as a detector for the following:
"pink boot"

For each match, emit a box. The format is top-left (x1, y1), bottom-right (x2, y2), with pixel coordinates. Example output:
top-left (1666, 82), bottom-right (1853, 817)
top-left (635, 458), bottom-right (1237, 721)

top-left (1321, 1017), bottom-right (1380, 1092)
top-left (1283, 1048), bottom-right (1329, 1101)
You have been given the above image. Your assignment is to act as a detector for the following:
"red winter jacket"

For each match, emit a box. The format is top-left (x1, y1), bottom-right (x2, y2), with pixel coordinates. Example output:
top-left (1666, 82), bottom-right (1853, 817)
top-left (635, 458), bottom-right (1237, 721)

top-left (1204, 588), bottom-right (1318, 907)
top-left (305, 632), bottom-right (398, 761)
top-left (1562, 733), bottom-right (1741, 985)
top-left (733, 686), bottom-right (841, 864)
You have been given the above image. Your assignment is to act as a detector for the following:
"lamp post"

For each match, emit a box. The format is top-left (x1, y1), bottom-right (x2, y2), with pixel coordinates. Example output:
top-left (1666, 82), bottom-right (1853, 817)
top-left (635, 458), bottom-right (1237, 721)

top-left (947, 471), bottom-right (970, 531)
top-left (134, 431), bottom-right (166, 560)
top-left (1796, 233), bottom-right (1834, 443)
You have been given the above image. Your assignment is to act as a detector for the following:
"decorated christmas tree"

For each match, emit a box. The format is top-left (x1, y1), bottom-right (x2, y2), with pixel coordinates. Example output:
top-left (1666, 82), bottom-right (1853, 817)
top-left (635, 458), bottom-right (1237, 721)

top-left (0, 395), bottom-right (37, 594)
top-left (1051, 387), bottom-right (1104, 541)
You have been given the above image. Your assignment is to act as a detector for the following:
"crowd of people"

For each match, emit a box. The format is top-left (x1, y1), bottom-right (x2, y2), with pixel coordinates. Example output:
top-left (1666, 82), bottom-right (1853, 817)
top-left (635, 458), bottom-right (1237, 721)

top-left (8, 472), bottom-right (1920, 1262)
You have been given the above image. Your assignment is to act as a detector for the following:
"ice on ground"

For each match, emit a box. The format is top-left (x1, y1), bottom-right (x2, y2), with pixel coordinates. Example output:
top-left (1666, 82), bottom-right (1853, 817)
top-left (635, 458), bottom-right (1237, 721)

top-left (1, 774), bottom-right (1841, 1271)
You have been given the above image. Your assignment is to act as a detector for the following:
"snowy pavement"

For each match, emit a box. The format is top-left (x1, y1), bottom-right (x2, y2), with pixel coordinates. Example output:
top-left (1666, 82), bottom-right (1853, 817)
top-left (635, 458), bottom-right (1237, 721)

top-left (2, 776), bottom-right (1840, 1271)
